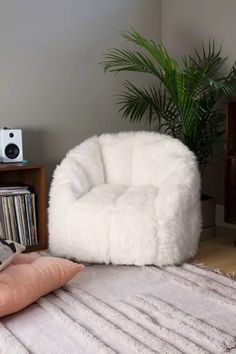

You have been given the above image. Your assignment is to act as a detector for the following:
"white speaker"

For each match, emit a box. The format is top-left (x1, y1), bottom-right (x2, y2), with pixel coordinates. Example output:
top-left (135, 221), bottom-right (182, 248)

top-left (0, 128), bottom-right (23, 163)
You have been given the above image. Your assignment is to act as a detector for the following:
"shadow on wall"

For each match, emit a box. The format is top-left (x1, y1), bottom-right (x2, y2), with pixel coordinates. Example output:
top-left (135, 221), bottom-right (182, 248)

top-left (23, 128), bottom-right (56, 197)
top-left (23, 129), bottom-right (46, 163)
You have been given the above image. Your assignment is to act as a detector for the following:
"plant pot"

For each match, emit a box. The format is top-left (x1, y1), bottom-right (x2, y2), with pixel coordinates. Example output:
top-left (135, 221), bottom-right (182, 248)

top-left (200, 195), bottom-right (216, 240)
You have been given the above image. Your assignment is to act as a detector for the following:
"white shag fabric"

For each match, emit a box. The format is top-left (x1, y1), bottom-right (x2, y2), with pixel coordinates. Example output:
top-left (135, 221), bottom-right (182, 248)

top-left (1, 264), bottom-right (236, 353)
top-left (49, 131), bottom-right (201, 265)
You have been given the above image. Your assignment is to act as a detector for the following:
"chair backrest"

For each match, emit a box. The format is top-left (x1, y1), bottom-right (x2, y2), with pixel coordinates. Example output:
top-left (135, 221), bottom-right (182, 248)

top-left (66, 131), bottom-right (196, 188)
top-left (99, 131), bottom-right (195, 187)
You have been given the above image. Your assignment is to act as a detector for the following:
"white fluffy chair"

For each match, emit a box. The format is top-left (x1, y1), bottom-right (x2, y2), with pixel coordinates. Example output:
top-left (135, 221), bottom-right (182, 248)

top-left (49, 131), bottom-right (201, 266)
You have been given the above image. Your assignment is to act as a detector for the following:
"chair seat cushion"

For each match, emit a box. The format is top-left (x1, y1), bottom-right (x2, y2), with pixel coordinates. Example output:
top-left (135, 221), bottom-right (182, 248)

top-left (66, 184), bottom-right (159, 265)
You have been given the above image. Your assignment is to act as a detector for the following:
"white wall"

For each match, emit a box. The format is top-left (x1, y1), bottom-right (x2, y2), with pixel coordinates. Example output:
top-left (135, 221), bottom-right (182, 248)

top-left (161, 0), bottom-right (236, 205)
top-left (161, 0), bottom-right (236, 63)
top-left (0, 0), bottom-right (161, 181)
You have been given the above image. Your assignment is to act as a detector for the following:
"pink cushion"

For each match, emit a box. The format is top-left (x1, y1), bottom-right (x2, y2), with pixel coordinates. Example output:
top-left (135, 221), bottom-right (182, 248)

top-left (0, 254), bottom-right (84, 317)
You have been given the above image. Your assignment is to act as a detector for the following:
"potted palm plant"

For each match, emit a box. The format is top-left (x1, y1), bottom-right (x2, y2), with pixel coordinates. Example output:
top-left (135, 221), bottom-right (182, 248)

top-left (101, 30), bottom-right (236, 239)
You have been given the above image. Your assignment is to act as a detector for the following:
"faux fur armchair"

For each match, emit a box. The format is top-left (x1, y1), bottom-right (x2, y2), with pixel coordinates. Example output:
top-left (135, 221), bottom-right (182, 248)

top-left (49, 132), bottom-right (201, 265)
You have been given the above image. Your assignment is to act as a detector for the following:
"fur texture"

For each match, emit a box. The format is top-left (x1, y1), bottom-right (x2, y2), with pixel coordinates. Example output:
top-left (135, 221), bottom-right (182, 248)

top-left (49, 131), bottom-right (201, 265)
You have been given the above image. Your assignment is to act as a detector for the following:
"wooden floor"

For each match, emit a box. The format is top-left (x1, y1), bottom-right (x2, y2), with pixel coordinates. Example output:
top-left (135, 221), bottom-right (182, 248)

top-left (193, 226), bottom-right (236, 277)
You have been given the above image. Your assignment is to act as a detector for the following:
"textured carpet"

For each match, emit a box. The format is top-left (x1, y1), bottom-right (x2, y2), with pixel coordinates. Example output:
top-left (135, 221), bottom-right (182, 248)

top-left (1, 263), bottom-right (236, 353)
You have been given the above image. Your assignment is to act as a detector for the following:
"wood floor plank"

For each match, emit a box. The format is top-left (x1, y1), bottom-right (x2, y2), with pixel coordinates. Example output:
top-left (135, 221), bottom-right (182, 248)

top-left (193, 229), bottom-right (236, 277)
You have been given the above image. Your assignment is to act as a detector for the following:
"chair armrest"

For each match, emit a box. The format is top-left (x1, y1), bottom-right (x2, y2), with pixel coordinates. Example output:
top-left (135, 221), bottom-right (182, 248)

top-left (50, 156), bottom-right (91, 200)
top-left (156, 156), bottom-right (201, 210)
top-left (155, 157), bottom-right (201, 265)
top-left (48, 156), bottom-right (91, 246)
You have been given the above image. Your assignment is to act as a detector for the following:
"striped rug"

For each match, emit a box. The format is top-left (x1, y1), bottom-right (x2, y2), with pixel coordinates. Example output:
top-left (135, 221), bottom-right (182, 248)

top-left (1, 263), bottom-right (236, 353)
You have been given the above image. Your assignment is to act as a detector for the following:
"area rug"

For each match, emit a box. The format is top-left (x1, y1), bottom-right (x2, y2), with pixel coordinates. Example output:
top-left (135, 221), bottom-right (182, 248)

top-left (1, 263), bottom-right (236, 353)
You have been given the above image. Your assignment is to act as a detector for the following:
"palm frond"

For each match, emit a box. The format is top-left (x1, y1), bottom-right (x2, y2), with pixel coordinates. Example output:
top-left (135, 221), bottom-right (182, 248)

top-left (188, 40), bottom-right (227, 77)
top-left (122, 30), bottom-right (178, 73)
top-left (117, 81), bottom-right (154, 123)
top-left (118, 82), bottom-right (181, 136)
top-left (102, 48), bottom-right (162, 78)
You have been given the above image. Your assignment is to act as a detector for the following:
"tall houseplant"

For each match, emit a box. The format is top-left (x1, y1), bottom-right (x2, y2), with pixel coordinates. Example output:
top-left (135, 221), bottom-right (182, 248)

top-left (102, 30), bottom-right (236, 238)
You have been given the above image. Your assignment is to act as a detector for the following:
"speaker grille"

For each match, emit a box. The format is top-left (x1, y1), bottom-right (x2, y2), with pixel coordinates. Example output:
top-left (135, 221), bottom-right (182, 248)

top-left (5, 143), bottom-right (20, 159)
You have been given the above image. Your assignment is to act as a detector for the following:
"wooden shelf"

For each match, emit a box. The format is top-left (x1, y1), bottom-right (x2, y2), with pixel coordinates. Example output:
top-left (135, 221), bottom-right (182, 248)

top-left (0, 162), bottom-right (48, 252)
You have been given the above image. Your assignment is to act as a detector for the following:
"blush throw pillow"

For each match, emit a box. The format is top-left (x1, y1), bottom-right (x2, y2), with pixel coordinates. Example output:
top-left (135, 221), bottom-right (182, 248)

top-left (0, 254), bottom-right (84, 317)
top-left (0, 239), bottom-right (25, 271)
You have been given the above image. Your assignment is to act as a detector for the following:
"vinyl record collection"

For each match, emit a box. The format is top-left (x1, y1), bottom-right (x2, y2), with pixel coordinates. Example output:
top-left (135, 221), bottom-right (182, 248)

top-left (0, 186), bottom-right (38, 246)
